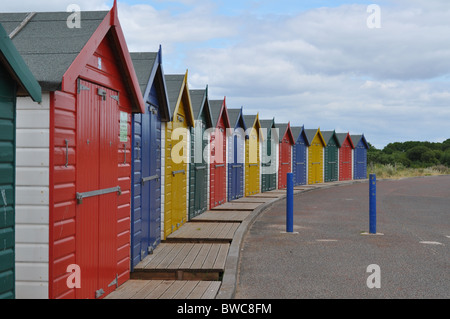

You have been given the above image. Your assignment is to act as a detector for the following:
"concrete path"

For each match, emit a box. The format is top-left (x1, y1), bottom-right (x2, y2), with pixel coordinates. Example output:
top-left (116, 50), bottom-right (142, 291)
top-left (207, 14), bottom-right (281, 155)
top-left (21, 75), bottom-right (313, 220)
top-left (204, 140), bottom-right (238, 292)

top-left (234, 176), bottom-right (450, 299)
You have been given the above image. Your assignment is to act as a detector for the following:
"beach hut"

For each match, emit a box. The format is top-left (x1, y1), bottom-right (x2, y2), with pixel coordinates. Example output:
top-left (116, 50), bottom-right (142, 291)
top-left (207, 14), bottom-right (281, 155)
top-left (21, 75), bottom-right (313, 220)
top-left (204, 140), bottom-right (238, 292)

top-left (188, 87), bottom-right (213, 219)
top-left (277, 122), bottom-right (295, 189)
top-left (336, 133), bottom-right (354, 181)
top-left (291, 126), bottom-right (308, 186)
top-left (129, 49), bottom-right (171, 269)
top-left (351, 134), bottom-right (369, 180)
top-left (227, 108), bottom-right (246, 201)
top-left (322, 131), bottom-right (340, 183)
top-left (208, 98), bottom-right (230, 209)
top-left (243, 114), bottom-right (262, 196)
top-left (163, 72), bottom-right (195, 239)
top-left (260, 118), bottom-right (277, 192)
top-left (0, 23), bottom-right (41, 299)
top-left (305, 128), bottom-right (326, 184)
top-left (0, 3), bottom-right (146, 299)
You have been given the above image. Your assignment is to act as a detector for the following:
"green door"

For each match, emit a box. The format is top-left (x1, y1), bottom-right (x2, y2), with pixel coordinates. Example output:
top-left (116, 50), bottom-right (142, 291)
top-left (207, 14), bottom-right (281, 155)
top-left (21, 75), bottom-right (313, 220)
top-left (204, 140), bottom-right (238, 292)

top-left (189, 118), bottom-right (208, 219)
top-left (0, 63), bottom-right (16, 299)
top-left (325, 139), bottom-right (338, 182)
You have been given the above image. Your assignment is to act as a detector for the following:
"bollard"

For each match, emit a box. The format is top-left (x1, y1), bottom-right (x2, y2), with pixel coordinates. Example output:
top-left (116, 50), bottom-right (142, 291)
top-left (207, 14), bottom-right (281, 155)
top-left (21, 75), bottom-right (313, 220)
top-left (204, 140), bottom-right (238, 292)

top-left (369, 174), bottom-right (376, 234)
top-left (286, 173), bottom-right (294, 233)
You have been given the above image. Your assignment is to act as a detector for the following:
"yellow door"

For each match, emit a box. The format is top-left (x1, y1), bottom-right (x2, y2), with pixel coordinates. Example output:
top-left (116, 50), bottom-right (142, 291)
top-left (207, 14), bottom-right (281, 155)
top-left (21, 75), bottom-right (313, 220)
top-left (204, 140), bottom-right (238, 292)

top-left (164, 106), bottom-right (188, 239)
top-left (245, 127), bottom-right (260, 196)
top-left (308, 135), bottom-right (324, 184)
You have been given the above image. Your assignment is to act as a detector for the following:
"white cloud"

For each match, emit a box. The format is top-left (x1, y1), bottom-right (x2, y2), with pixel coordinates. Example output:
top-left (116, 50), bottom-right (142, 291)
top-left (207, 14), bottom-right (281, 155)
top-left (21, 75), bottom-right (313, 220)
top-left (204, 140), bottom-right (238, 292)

top-left (2, 0), bottom-right (449, 148)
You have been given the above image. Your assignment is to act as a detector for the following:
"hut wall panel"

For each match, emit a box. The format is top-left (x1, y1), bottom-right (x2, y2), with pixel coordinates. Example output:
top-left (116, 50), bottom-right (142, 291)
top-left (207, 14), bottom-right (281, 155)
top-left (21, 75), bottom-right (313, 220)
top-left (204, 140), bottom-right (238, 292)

top-left (15, 94), bottom-right (50, 299)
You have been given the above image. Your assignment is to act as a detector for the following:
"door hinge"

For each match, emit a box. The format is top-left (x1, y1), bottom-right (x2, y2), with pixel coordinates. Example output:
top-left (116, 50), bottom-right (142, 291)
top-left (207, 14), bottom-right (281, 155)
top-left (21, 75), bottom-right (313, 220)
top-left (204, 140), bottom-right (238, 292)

top-left (111, 94), bottom-right (120, 102)
top-left (95, 289), bottom-right (105, 299)
top-left (77, 81), bottom-right (90, 93)
top-left (108, 274), bottom-right (118, 288)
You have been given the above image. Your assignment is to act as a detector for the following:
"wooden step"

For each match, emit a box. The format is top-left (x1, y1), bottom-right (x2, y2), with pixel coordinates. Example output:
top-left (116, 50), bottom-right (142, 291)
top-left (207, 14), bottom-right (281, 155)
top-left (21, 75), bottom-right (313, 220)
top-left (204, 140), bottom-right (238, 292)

top-left (132, 243), bottom-right (229, 281)
top-left (105, 280), bottom-right (221, 299)
top-left (164, 222), bottom-right (240, 244)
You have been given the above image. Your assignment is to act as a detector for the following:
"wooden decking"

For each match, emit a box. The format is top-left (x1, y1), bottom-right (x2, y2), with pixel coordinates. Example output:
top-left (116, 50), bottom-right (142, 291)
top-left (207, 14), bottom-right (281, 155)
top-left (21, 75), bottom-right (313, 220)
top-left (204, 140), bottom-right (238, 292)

top-left (211, 202), bottom-right (262, 211)
top-left (164, 222), bottom-right (240, 243)
top-left (131, 243), bottom-right (230, 281)
top-left (105, 280), bottom-right (221, 299)
top-left (191, 210), bottom-right (251, 223)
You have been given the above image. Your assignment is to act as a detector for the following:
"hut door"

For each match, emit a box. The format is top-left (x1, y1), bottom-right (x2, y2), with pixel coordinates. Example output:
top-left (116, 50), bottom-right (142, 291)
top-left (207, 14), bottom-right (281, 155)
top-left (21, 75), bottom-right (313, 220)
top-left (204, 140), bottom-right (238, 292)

top-left (76, 80), bottom-right (119, 299)
top-left (294, 141), bottom-right (306, 185)
top-left (191, 121), bottom-right (207, 219)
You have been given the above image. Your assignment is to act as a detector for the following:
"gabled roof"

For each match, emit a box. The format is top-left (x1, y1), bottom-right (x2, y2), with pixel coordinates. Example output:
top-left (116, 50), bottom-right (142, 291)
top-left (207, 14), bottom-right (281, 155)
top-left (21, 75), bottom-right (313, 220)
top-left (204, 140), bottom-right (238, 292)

top-left (259, 118), bottom-right (276, 141)
top-left (276, 122), bottom-right (295, 144)
top-left (350, 134), bottom-right (369, 149)
top-left (0, 1), bottom-right (145, 113)
top-left (336, 132), bottom-right (355, 149)
top-left (0, 22), bottom-right (41, 102)
top-left (130, 47), bottom-right (171, 122)
top-left (209, 97), bottom-right (231, 129)
top-left (227, 107), bottom-right (247, 131)
top-left (189, 86), bottom-right (213, 128)
top-left (321, 130), bottom-right (341, 148)
top-left (165, 71), bottom-right (195, 127)
top-left (304, 128), bottom-right (327, 147)
top-left (291, 126), bottom-right (308, 145)
top-left (243, 113), bottom-right (263, 141)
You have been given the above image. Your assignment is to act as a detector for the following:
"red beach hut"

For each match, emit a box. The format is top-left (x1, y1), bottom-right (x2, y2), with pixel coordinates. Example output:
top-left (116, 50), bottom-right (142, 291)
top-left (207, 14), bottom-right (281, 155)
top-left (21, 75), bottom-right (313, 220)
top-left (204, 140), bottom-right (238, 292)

top-left (0, 2), bottom-right (145, 299)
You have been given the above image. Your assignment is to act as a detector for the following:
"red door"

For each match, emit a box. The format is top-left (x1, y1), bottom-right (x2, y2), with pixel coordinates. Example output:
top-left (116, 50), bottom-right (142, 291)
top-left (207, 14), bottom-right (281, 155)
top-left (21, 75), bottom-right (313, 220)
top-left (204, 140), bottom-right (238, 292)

top-left (76, 80), bottom-right (119, 299)
top-left (210, 126), bottom-right (226, 208)
top-left (339, 141), bottom-right (352, 181)
top-left (279, 138), bottom-right (291, 189)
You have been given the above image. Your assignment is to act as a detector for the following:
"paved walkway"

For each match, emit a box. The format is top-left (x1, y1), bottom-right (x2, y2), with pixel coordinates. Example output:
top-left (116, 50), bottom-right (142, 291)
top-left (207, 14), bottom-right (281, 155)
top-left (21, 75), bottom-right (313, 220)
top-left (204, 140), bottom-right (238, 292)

top-left (234, 176), bottom-right (450, 299)
top-left (106, 180), bottom-right (368, 299)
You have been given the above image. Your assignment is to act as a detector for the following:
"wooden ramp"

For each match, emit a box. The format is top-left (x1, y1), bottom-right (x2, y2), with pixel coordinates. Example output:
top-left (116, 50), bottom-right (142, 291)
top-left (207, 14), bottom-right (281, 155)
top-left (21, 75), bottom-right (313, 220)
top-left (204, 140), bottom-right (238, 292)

top-left (250, 192), bottom-right (285, 198)
top-left (211, 202), bottom-right (262, 211)
top-left (191, 210), bottom-right (251, 223)
top-left (105, 280), bottom-right (221, 299)
top-left (230, 197), bottom-right (276, 203)
top-left (132, 243), bottom-right (229, 281)
top-left (165, 222), bottom-right (240, 243)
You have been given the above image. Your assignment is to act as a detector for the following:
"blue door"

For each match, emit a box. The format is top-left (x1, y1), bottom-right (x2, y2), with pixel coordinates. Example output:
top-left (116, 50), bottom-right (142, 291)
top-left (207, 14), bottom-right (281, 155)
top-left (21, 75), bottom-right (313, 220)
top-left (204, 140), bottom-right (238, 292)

top-left (354, 143), bottom-right (367, 179)
top-left (131, 85), bottom-right (162, 270)
top-left (293, 136), bottom-right (307, 186)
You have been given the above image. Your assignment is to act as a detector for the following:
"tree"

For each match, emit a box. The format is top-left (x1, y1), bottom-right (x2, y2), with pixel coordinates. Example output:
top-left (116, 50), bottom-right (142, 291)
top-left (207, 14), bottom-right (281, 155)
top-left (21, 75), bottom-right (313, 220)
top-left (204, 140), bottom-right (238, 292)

top-left (406, 146), bottom-right (430, 162)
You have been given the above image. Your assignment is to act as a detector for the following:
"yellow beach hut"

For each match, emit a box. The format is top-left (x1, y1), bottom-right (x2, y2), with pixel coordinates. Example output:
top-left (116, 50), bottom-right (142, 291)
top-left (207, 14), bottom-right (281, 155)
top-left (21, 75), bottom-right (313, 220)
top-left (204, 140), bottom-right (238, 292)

top-left (305, 128), bottom-right (327, 184)
top-left (243, 113), bottom-right (262, 196)
top-left (163, 72), bottom-right (195, 239)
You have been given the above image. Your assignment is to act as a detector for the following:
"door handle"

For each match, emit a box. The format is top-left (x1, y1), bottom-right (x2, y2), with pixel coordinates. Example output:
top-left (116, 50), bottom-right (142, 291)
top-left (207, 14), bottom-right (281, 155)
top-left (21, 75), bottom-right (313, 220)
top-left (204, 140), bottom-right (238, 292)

top-left (141, 175), bottom-right (159, 185)
top-left (76, 186), bottom-right (122, 204)
top-left (172, 170), bottom-right (185, 176)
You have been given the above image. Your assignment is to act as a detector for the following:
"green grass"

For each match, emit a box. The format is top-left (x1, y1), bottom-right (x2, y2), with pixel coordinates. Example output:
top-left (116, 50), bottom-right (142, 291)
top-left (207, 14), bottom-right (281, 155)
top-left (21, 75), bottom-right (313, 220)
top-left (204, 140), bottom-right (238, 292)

top-left (368, 163), bottom-right (450, 179)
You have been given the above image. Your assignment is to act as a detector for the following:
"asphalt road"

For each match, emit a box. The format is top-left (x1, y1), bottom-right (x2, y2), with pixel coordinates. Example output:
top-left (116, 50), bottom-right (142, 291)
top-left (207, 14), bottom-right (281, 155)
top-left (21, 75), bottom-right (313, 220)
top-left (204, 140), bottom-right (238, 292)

top-left (234, 176), bottom-right (450, 299)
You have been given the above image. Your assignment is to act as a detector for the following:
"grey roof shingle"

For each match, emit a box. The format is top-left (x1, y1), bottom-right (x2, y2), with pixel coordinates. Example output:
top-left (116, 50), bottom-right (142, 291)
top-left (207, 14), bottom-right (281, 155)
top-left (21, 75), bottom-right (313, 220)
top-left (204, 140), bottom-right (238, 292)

top-left (209, 99), bottom-right (224, 127)
top-left (165, 74), bottom-right (185, 115)
top-left (0, 11), bottom-right (109, 91)
top-left (130, 52), bottom-right (158, 96)
top-left (227, 108), bottom-right (241, 129)
top-left (304, 129), bottom-right (318, 145)
top-left (189, 89), bottom-right (207, 119)
top-left (290, 126), bottom-right (304, 143)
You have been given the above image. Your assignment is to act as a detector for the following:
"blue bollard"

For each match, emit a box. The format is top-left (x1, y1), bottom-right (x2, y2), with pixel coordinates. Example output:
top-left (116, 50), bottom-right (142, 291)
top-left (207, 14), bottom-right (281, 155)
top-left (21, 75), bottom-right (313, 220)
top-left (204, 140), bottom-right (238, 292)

top-left (369, 174), bottom-right (376, 234)
top-left (286, 173), bottom-right (294, 233)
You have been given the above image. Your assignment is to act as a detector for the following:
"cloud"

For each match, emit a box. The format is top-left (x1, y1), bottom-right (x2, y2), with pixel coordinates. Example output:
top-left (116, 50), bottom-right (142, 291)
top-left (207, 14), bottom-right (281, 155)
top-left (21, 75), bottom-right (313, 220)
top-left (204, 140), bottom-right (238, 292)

top-left (2, 0), bottom-right (449, 148)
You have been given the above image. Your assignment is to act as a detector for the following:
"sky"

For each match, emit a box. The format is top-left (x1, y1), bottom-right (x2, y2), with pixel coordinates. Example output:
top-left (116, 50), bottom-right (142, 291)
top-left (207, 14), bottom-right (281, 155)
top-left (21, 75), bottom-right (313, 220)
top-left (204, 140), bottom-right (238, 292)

top-left (2, 0), bottom-right (450, 149)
